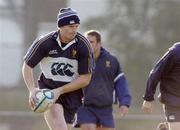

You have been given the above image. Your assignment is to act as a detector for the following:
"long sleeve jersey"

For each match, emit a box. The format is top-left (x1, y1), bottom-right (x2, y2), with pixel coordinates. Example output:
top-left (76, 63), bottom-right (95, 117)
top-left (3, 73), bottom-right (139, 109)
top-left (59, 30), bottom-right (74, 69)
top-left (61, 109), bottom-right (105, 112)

top-left (84, 48), bottom-right (131, 107)
top-left (144, 43), bottom-right (180, 107)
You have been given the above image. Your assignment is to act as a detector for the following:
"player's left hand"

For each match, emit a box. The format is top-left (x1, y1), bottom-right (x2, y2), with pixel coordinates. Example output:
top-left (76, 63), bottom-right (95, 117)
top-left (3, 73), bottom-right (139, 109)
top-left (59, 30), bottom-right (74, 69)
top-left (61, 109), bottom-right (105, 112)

top-left (119, 105), bottom-right (129, 117)
top-left (52, 87), bottom-right (63, 102)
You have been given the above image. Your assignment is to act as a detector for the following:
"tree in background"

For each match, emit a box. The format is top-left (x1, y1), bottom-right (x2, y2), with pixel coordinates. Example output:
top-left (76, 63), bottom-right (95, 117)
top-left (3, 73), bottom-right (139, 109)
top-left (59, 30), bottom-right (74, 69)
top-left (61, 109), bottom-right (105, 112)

top-left (83, 0), bottom-right (180, 112)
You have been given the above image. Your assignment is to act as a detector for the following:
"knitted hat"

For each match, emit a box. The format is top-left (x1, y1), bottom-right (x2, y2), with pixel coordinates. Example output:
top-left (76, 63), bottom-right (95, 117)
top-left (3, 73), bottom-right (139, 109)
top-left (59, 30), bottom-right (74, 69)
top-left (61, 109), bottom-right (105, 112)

top-left (57, 7), bottom-right (80, 28)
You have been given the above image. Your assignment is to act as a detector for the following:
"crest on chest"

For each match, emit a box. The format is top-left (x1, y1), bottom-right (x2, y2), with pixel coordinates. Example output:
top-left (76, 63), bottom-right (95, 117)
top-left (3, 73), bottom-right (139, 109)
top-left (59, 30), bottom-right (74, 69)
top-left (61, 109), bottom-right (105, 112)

top-left (105, 60), bottom-right (111, 68)
top-left (71, 48), bottom-right (77, 58)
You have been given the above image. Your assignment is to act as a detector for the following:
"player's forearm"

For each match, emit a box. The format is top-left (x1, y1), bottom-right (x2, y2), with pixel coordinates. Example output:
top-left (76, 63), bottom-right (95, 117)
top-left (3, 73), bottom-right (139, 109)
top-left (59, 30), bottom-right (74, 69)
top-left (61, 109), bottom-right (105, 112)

top-left (115, 74), bottom-right (131, 107)
top-left (56, 73), bottom-right (91, 95)
top-left (22, 62), bottom-right (36, 91)
top-left (143, 71), bottom-right (161, 101)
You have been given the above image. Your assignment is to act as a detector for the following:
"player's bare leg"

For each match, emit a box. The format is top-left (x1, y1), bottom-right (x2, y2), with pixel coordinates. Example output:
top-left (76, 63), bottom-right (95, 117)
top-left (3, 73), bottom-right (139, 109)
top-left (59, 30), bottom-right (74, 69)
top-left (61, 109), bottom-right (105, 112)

top-left (81, 123), bottom-right (96, 130)
top-left (67, 123), bottom-right (72, 130)
top-left (44, 104), bottom-right (68, 130)
top-left (169, 122), bottom-right (180, 130)
top-left (96, 126), bottom-right (115, 130)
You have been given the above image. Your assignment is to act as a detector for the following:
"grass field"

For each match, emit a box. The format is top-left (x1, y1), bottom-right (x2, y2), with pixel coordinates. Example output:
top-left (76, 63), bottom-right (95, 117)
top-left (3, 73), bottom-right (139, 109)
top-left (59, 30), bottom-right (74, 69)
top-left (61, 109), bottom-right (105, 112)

top-left (0, 115), bottom-right (164, 130)
top-left (0, 87), bottom-right (165, 130)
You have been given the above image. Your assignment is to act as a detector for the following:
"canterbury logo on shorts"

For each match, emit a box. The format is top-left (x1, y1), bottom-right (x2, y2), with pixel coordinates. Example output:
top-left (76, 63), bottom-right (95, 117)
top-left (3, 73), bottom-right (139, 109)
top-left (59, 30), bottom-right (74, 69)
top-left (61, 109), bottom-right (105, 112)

top-left (168, 115), bottom-right (175, 121)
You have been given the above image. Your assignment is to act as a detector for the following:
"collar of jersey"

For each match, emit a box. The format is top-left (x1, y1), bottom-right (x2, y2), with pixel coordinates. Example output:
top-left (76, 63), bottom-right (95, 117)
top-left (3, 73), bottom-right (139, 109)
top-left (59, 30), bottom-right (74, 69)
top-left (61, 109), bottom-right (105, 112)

top-left (56, 35), bottom-right (77, 50)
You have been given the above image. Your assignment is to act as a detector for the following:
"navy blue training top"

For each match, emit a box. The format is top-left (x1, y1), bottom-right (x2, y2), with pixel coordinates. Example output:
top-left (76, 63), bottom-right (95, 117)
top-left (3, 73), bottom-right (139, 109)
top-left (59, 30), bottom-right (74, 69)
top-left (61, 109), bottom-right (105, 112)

top-left (144, 43), bottom-right (180, 107)
top-left (84, 48), bottom-right (131, 107)
top-left (24, 31), bottom-right (94, 89)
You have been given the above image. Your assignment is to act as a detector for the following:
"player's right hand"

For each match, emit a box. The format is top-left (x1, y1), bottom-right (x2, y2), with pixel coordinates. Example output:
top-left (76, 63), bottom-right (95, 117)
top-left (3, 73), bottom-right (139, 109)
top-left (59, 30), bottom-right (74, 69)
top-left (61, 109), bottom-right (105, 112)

top-left (142, 100), bottom-right (153, 113)
top-left (29, 87), bottom-right (40, 109)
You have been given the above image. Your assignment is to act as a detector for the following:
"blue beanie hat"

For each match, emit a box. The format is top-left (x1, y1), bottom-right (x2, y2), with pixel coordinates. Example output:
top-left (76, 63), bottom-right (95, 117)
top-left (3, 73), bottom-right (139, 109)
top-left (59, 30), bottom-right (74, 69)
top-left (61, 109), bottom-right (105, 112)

top-left (57, 7), bottom-right (80, 28)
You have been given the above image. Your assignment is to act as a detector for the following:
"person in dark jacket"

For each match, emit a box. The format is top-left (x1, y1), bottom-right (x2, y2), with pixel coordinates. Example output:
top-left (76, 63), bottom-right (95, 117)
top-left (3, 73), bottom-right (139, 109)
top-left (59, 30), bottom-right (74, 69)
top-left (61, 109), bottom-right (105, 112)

top-left (76, 30), bottom-right (131, 130)
top-left (142, 43), bottom-right (180, 130)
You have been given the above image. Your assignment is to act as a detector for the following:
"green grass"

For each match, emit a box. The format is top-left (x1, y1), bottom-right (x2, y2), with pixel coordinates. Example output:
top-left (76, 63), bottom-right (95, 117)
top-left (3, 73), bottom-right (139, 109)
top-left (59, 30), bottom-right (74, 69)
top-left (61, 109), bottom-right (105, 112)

top-left (0, 116), bottom-right (163, 130)
top-left (0, 87), bottom-right (165, 130)
top-left (0, 87), bottom-right (29, 111)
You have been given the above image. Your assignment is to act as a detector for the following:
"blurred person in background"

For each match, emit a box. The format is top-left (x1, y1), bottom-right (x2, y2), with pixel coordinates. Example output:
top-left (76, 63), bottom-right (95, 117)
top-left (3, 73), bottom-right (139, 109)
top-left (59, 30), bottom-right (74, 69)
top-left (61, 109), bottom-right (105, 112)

top-left (142, 43), bottom-right (180, 130)
top-left (22, 7), bottom-right (94, 130)
top-left (76, 30), bottom-right (132, 130)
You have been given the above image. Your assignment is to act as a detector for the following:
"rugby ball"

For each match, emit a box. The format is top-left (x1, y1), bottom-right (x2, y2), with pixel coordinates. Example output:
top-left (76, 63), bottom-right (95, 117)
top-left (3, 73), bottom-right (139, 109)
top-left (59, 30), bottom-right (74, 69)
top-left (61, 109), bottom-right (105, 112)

top-left (33, 89), bottom-right (54, 113)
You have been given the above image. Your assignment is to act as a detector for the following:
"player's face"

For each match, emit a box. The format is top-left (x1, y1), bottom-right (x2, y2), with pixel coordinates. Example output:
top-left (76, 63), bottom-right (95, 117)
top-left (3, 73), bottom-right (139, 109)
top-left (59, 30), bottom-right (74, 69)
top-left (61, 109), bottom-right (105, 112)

top-left (87, 35), bottom-right (101, 58)
top-left (60, 24), bottom-right (79, 42)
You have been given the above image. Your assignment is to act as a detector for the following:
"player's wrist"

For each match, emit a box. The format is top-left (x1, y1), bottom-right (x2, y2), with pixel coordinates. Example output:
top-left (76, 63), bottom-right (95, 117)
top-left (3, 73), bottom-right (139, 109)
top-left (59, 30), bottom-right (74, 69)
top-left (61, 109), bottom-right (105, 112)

top-left (53, 87), bottom-right (62, 100)
top-left (29, 86), bottom-right (38, 92)
top-left (119, 104), bottom-right (129, 108)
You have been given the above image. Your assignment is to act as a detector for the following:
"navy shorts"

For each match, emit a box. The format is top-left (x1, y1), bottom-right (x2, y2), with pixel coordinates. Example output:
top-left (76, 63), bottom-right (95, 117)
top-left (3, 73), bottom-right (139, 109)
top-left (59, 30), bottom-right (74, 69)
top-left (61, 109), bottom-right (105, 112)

top-left (76, 105), bottom-right (115, 128)
top-left (38, 81), bottom-right (83, 124)
top-left (164, 105), bottom-right (180, 122)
